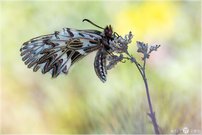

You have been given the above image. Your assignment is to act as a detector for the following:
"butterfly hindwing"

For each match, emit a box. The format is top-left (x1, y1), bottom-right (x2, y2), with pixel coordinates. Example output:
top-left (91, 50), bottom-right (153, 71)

top-left (20, 28), bottom-right (102, 77)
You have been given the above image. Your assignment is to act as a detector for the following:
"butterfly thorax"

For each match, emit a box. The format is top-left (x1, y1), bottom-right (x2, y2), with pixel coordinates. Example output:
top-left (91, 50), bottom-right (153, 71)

top-left (101, 25), bottom-right (114, 52)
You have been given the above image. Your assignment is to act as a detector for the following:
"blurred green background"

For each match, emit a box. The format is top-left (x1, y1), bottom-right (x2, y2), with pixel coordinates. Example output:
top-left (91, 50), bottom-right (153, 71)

top-left (1, 0), bottom-right (201, 134)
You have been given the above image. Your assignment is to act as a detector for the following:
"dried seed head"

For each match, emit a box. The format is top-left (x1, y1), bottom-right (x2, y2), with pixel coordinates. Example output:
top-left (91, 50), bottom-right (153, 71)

top-left (109, 32), bottom-right (133, 54)
top-left (136, 41), bottom-right (148, 54)
top-left (149, 45), bottom-right (161, 54)
top-left (106, 54), bottom-right (124, 70)
top-left (136, 41), bottom-right (161, 60)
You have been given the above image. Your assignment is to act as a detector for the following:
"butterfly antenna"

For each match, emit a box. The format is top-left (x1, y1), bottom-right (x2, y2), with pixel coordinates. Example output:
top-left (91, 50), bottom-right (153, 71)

top-left (83, 19), bottom-right (104, 29)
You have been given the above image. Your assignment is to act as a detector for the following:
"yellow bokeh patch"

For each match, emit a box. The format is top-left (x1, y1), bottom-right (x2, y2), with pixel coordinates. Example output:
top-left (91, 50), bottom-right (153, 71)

top-left (114, 2), bottom-right (178, 40)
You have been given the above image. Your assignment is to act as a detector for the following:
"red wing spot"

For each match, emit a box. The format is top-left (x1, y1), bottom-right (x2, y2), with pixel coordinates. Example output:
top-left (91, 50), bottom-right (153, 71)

top-left (89, 40), bottom-right (97, 44)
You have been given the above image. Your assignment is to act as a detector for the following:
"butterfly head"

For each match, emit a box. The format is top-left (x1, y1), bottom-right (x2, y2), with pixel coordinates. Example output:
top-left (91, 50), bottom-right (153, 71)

top-left (104, 25), bottom-right (113, 39)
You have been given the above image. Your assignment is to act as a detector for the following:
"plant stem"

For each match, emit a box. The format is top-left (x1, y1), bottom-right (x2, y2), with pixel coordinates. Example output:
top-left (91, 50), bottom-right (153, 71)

top-left (125, 52), bottom-right (160, 134)
top-left (142, 70), bottom-right (160, 134)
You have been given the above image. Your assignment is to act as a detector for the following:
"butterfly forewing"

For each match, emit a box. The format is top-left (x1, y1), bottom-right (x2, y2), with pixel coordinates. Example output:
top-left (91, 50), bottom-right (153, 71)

top-left (20, 28), bottom-right (102, 77)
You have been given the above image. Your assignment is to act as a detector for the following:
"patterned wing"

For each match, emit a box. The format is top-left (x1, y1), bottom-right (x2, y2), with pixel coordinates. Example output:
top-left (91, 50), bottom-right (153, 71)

top-left (20, 28), bottom-right (102, 78)
top-left (94, 49), bottom-right (108, 82)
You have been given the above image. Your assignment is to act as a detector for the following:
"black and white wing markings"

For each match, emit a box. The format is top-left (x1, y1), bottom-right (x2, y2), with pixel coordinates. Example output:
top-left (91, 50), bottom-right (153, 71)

top-left (20, 28), bottom-right (102, 78)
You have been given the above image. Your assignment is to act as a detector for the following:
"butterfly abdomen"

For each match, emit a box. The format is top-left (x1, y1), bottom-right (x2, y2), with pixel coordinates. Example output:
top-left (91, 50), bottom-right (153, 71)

top-left (94, 49), bottom-right (107, 82)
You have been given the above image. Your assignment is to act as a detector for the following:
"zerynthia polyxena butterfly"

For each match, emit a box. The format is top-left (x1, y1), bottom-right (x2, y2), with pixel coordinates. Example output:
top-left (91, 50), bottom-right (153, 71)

top-left (20, 19), bottom-right (123, 82)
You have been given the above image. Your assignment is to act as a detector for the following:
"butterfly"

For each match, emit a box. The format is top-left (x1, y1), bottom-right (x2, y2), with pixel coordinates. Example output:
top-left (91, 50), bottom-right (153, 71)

top-left (20, 19), bottom-right (121, 83)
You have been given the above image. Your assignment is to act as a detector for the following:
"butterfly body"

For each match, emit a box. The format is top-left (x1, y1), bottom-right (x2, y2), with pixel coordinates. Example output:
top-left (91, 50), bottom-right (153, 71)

top-left (20, 21), bottom-right (116, 82)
